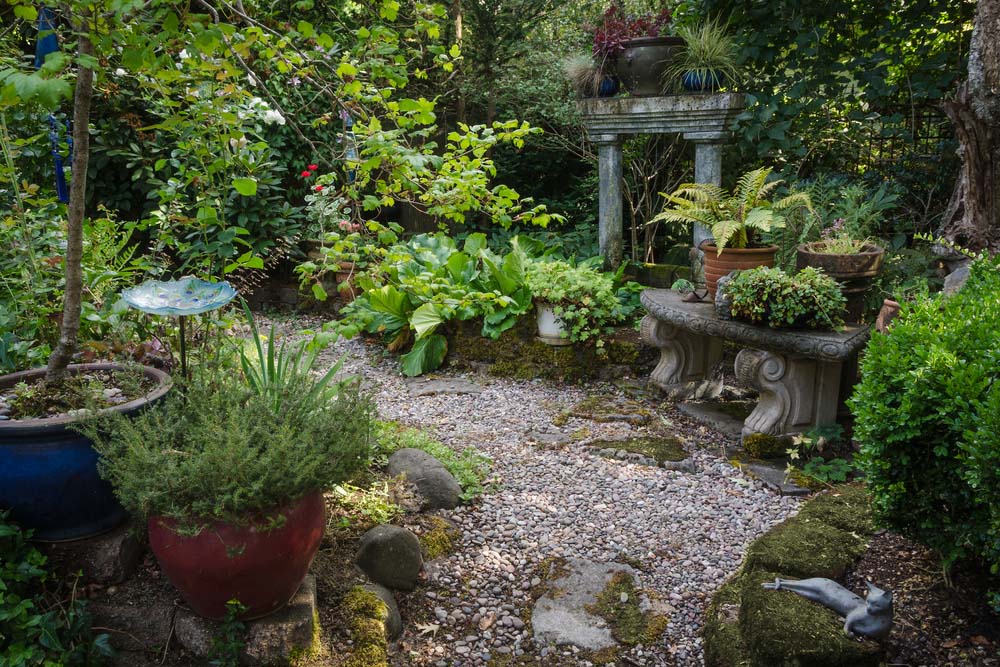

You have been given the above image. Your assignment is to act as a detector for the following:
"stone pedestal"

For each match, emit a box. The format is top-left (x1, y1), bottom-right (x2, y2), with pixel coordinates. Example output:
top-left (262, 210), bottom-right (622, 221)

top-left (640, 314), bottom-right (723, 399)
top-left (40, 522), bottom-right (144, 585)
top-left (577, 94), bottom-right (745, 272)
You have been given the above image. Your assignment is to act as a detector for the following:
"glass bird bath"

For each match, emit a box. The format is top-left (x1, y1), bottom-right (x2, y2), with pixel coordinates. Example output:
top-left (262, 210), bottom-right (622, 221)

top-left (121, 278), bottom-right (238, 380)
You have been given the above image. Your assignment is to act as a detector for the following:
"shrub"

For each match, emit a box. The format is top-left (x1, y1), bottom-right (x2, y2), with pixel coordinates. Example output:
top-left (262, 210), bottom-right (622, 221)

top-left (524, 259), bottom-right (626, 344)
top-left (82, 369), bottom-right (375, 534)
top-left (850, 257), bottom-right (1000, 608)
top-left (724, 266), bottom-right (845, 329)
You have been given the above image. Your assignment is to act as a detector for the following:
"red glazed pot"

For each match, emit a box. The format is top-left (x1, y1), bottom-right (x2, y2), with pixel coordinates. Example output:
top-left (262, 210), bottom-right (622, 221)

top-left (149, 492), bottom-right (325, 620)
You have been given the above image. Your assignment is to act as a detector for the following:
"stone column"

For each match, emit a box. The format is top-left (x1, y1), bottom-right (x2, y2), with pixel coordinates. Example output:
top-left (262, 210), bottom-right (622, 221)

top-left (594, 134), bottom-right (623, 271)
top-left (687, 134), bottom-right (726, 284)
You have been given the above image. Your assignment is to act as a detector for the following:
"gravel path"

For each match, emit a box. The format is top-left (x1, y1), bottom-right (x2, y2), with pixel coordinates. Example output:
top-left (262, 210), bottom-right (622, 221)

top-left (313, 332), bottom-right (802, 667)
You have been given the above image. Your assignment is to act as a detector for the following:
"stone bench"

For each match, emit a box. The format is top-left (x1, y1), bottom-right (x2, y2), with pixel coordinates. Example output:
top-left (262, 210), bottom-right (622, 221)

top-left (639, 289), bottom-right (871, 439)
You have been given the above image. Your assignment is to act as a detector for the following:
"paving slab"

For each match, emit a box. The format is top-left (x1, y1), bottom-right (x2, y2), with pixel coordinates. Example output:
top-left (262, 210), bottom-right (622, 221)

top-left (404, 376), bottom-right (484, 396)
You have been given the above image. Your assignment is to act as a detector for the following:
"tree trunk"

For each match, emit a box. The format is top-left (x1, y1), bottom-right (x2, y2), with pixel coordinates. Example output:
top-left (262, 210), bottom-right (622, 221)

top-left (453, 0), bottom-right (466, 124)
top-left (45, 14), bottom-right (94, 382)
top-left (939, 0), bottom-right (1000, 254)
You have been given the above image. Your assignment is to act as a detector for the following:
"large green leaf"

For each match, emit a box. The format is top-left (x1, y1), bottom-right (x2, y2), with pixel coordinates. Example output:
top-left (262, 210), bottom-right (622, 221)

top-left (410, 302), bottom-right (444, 339)
top-left (401, 334), bottom-right (447, 376)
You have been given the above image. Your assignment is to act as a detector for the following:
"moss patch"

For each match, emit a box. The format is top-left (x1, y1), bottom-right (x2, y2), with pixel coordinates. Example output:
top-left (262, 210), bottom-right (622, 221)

top-left (589, 436), bottom-right (688, 464)
top-left (567, 396), bottom-right (652, 425)
top-left (795, 484), bottom-right (874, 534)
top-left (740, 570), bottom-right (882, 667)
top-left (744, 515), bottom-right (867, 580)
top-left (341, 587), bottom-right (389, 667)
top-left (586, 572), bottom-right (669, 646)
top-left (786, 467), bottom-right (830, 492)
top-left (742, 433), bottom-right (790, 459)
top-left (288, 609), bottom-right (323, 666)
top-left (418, 515), bottom-right (461, 560)
top-left (703, 578), bottom-right (749, 667)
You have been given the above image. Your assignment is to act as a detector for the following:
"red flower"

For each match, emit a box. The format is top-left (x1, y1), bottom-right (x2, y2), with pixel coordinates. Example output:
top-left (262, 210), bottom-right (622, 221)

top-left (314, 185), bottom-right (324, 192)
top-left (300, 170), bottom-right (311, 178)
top-left (308, 164), bottom-right (318, 171)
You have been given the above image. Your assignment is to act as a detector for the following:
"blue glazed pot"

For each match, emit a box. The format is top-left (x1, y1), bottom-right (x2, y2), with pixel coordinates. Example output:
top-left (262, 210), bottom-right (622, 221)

top-left (597, 76), bottom-right (620, 98)
top-left (682, 71), bottom-right (726, 92)
top-left (0, 363), bottom-right (171, 541)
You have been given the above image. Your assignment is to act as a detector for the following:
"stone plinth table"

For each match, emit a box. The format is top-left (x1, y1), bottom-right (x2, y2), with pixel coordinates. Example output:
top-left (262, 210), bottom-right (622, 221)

top-left (577, 94), bottom-right (745, 271)
top-left (640, 289), bottom-right (871, 440)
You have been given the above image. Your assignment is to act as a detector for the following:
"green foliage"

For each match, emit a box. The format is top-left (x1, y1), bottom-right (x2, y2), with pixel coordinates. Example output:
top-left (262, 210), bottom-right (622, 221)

top-left (329, 233), bottom-right (533, 376)
top-left (0, 513), bottom-right (112, 667)
top-left (208, 600), bottom-right (247, 667)
top-left (652, 167), bottom-right (812, 252)
top-left (799, 457), bottom-right (853, 484)
top-left (375, 422), bottom-right (491, 501)
top-left (850, 257), bottom-right (1000, 609)
top-left (725, 266), bottom-right (845, 329)
top-left (82, 369), bottom-right (375, 533)
top-left (524, 259), bottom-right (627, 345)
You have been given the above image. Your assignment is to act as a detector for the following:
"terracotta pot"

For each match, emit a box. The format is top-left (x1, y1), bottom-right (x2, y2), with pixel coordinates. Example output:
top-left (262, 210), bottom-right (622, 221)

top-left (149, 491), bottom-right (325, 620)
top-left (701, 243), bottom-right (778, 298)
top-left (615, 36), bottom-right (684, 96)
top-left (796, 242), bottom-right (885, 323)
top-left (875, 299), bottom-right (901, 334)
top-left (0, 363), bottom-right (172, 542)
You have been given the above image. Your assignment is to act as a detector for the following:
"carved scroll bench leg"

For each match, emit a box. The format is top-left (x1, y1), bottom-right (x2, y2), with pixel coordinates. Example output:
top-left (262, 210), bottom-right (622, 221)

top-left (640, 314), bottom-right (723, 399)
top-left (734, 348), bottom-right (842, 439)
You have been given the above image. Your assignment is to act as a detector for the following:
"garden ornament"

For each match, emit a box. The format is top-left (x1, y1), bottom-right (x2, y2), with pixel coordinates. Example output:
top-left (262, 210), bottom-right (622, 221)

top-left (762, 577), bottom-right (893, 639)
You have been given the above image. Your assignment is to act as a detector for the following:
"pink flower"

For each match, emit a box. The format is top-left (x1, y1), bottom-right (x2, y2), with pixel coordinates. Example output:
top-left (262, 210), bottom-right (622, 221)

top-left (308, 164), bottom-right (319, 171)
top-left (300, 170), bottom-right (311, 178)
top-left (338, 220), bottom-right (352, 231)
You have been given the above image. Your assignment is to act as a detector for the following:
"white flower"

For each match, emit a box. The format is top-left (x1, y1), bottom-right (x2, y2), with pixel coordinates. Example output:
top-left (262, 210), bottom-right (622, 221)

top-left (262, 109), bottom-right (286, 126)
top-left (114, 68), bottom-right (126, 77)
top-left (179, 49), bottom-right (189, 59)
top-left (229, 137), bottom-right (249, 150)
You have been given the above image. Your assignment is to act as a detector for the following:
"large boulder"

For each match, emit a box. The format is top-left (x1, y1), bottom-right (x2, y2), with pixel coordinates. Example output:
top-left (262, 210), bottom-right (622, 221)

top-left (356, 524), bottom-right (423, 591)
top-left (363, 583), bottom-right (403, 639)
top-left (387, 448), bottom-right (462, 510)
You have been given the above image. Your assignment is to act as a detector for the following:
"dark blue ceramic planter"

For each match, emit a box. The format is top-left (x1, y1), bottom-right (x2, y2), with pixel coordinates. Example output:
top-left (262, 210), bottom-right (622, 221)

top-left (597, 77), bottom-right (620, 98)
top-left (682, 71), bottom-right (726, 92)
top-left (0, 363), bottom-right (171, 541)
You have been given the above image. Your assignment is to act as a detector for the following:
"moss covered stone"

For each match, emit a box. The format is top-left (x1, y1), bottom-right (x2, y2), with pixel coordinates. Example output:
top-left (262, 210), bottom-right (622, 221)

top-left (586, 572), bottom-right (669, 646)
top-left (740, 570), bottom-right (882, 667)
top-left (341, 587), bottom-right (389, 667)
top-left (795, 484), bottom-right (874, 534)
top-left (742, 433), bottom-right (791, 459)
top-left (445, 318), bottom-right (653, 384)
top-left (744, 514), bottom-right (867, 580)
top-left (703, 578), bottom-right (749, 667)
top-left (567, 396), bottom-right (652, 425)
top-left (589, 436), bottom-right (687, 464)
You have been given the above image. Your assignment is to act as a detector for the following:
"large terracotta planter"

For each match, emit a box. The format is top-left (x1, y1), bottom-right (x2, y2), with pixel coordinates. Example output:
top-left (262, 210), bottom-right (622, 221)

top-left (0, 363), bottom-right (171, 542)
top-left (615, 36), bottom-right (684, 96)
top-left (796, 242), bottom-right (885, 323)
top-left (148, 491), bottom-right (325, 620)
top-left (701, 243), bottom-right (778, 298)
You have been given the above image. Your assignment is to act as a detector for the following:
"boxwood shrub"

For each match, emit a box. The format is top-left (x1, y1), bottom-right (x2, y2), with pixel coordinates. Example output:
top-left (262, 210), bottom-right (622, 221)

top-left (850, 257), bottom-right (1000, 608)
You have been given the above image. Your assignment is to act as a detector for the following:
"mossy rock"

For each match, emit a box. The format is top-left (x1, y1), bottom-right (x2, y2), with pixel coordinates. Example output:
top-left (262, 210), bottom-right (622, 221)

top-left (703, 577), bottom-right (750, 667)
top-left (341, 587), bottom-right (389, 667)
top-left (418, 515), bottom-right (461, 560)
top-left (567, 396), bottom-right (652, 425)
top-left (795, 484), bottom-right (874, 535)
top-left (743, 515), bottom-right (867, 580)
top-left (740, 570), bottom-right (881, 667)
top-left (586, 571), bottom-right (669, 646)
top-left (589, 435), bottom-right (687, 464)
top-left (743, 433), bottom-right (792, 459)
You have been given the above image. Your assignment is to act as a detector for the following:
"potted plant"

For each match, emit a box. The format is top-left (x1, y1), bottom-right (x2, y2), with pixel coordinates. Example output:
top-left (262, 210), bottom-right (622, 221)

top-left (588, 5), bottom-right (678, 97)
top-left (81, 313), bottom-right (374, 619)
top-left (651, 167), bottom-right (813, 297)
top-left (563, 54), bottom-right (618, 98)
top-left (663, 18), bottom-right (739, 92)
top-left (722, 266), bottom-right (846, 330)
top-left (524, 260), bottom-right (624, 347)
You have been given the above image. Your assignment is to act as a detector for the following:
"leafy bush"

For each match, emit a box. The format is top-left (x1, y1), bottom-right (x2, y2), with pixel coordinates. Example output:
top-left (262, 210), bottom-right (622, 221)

top-left (724, 266), bottom-right (845, 329)
top-left (524, 259), bottom-right (628, 345)
top-left (0, 513), bottom-right (112, 666)
top-left (375, 422), bottom-right (492, 502)
top-left (82, 369), bottom-right (374, 534)
top-left (851, 257), bottom-right (1000, 608)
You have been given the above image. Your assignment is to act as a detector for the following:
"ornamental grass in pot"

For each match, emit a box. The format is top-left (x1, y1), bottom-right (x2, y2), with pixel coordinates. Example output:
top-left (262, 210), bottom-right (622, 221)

top-left (663, 18), bottom-right (739, 92)
top-left (651, 167), bottom-right (813, 297)
top-left (80, 315), bottom-right (374, 620)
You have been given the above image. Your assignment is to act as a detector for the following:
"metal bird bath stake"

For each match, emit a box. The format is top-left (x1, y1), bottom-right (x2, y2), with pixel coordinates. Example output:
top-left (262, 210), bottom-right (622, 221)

top-left (121, 278), bottom-right (238, 380)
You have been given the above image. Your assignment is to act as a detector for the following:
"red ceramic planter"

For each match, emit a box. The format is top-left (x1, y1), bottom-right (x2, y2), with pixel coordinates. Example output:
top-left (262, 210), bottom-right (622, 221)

top-left (149, 492), bottom-right (326, 620)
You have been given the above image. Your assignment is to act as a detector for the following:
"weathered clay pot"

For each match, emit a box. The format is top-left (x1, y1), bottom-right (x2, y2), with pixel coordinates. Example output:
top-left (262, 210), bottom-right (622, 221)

top-left (701, 243), bottom-right (778, 298)
top-left (875, 299), bottom-right (901, 334)
top-left (0, 363), bottom-right (172, 542)
top-left (616, 36), bottom-right (684, 96)
top-left (796, 242), bottom-right (885, 323)
top-left (535, 302), bottom-right (572, 346)
top-left (148, 491), bottom-right (325, 620)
